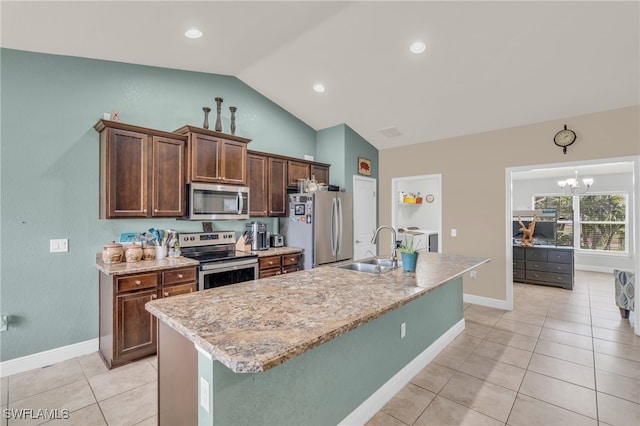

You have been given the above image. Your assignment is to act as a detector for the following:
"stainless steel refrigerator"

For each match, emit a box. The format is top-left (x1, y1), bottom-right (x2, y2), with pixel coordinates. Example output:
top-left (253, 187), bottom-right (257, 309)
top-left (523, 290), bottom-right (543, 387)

top-left (280, 191), bottom-right (353, 269)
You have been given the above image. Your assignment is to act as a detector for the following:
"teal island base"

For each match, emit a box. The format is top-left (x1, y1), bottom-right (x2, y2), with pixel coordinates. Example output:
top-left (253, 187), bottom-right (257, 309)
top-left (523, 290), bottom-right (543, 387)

top-left (158, 277), bottom-right (464, 426)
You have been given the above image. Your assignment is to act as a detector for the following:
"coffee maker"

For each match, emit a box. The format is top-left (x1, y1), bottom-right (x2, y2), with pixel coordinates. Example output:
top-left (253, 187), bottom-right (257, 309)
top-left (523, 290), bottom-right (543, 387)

top-left (245, 221), bottom-right (269, 251)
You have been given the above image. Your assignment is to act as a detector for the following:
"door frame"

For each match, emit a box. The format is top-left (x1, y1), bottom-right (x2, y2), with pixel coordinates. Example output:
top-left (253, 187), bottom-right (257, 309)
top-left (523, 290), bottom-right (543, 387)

top-left (391, 174), bottom-right (442, 252)
top-left (505, 155), bottom-right (640, 334)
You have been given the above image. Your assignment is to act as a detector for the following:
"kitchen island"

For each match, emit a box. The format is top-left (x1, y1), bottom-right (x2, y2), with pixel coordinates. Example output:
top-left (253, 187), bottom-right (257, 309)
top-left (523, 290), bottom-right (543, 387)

top-left (146, 252), bottom-right (489, 425)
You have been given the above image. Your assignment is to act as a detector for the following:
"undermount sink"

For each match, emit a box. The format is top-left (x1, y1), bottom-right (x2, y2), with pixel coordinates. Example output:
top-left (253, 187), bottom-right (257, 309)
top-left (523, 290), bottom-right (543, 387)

top-left (336, 258), bottom-right (400, 274)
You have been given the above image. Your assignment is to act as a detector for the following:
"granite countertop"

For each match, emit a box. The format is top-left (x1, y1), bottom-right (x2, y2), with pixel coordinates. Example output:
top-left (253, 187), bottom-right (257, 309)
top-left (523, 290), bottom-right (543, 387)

top-left (253, 247), bottom-right (303, 257)
top-left (96, 255), bottom-right (199, 275)
top-left (146, 252), bottom-right (489, 374)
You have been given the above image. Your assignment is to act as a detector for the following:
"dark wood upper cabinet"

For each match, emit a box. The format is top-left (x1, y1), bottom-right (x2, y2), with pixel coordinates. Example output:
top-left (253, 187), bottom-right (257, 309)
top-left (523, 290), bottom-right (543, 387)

top-left (152, 136), bottom-right (185, 217)
top-left (95, 120), bottom-right (186, 219)
top-left (248, 150), bottom-right (330, 217)
top-left (268, 157), bottom-right (287, 216)
top-left (310, 164), bottom-right (330, 186)
top-left (175, 126), bottom-right (251, 186)
top-left (287, 160), bottom-right (311, 189)
top-left (248, 153), bottom-right (268, 217)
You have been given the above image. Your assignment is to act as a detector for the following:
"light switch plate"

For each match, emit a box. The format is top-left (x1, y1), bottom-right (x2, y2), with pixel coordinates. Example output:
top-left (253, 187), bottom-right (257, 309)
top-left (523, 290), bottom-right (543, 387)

top-left (0, 315), bottom-right (8, 332)
top-left (200, 377), bottom-right (210, 413)
top-left (50, 239), bottom-right (69, 253)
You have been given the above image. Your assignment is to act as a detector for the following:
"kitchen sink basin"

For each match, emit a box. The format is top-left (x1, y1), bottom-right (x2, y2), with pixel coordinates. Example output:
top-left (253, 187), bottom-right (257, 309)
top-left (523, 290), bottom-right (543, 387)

top-left (336, 258), bottom-right (400, 274)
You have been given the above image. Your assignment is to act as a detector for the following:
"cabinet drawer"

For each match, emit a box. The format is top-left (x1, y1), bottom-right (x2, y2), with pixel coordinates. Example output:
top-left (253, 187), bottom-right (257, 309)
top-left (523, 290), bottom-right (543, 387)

top-left (161, 283), bottom-right (196, 298)
top-left (162, 267), bottom-right (197, 285)
top-left (513, 268), bottom-right (525, 280)
top-left (526, 270), bottom-right (572, 286)
top-left (525, 249), bottom-right (547, 261)
top-left (527, 261), bottom-right (572, 274)
top-left (513, 247), bottom-right (524, 260)
top-left (547, 250), bottom-right (573, 264)
top-left (513, 260), bottom-right (525, 270)
top-left (116, 273), bottom-right (158, 292)
top-left (282, 253), bottom-right (301, 267)
top-left (282, 264), bottom-right (301, 274)
top-left (259, 268), bottom-right (281, 279)
top-left (259, 256), bottom-right (281, 270)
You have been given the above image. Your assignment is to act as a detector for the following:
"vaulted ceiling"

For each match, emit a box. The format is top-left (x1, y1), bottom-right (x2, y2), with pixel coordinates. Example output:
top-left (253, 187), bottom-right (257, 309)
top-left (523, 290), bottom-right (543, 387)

top-left (2, 1), bottom-right (638, 150)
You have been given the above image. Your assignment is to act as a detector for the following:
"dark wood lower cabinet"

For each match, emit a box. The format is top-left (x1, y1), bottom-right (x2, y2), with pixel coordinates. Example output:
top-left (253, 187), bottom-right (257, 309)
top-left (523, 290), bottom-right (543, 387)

top-left (116, 289), bottom-right (157, 362)
top-left (99, 266), bottom-right (197, 369)
top-left (258, 252), bottom-right (302, 278)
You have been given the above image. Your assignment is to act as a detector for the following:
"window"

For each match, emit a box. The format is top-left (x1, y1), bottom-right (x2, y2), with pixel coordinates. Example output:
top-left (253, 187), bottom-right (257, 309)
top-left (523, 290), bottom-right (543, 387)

top-left (533, 194), bottom-right (628, 253)
top-left (579, 194), bottom-right (627, 252)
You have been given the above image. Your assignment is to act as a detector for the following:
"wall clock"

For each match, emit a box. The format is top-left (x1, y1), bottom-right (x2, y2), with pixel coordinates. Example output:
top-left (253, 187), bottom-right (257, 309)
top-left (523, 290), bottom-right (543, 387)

top-left (553, 124), bottom-right (576, 154)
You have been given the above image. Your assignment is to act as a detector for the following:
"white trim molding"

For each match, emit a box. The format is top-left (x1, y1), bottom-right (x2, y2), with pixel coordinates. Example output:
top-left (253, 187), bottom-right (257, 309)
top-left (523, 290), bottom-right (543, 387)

top-left (339, 318), bottom-right (465, 426)
top-left (0, 339), bottom-right (98, 378)
top-left (463, 293), bottom-right (511, 311)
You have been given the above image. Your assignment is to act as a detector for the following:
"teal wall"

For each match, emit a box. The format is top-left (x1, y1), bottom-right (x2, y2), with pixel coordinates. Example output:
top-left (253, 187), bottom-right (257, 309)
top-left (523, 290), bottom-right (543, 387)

top-left (199, 278), bottom-right (463, 425)
top-left (316, 123), bottom-right (379, 192)
top-left (0, 48), bottom-right (376, 361)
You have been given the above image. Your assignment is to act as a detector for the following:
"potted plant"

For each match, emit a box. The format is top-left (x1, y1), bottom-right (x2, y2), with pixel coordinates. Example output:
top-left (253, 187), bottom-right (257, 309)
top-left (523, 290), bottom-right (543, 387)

top-left (398, 235), bottom-right (419, 272)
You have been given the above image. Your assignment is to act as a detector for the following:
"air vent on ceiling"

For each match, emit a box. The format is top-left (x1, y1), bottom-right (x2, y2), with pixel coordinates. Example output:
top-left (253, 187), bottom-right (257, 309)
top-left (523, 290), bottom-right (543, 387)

top-left (379, 126), bottom-right (403, 138)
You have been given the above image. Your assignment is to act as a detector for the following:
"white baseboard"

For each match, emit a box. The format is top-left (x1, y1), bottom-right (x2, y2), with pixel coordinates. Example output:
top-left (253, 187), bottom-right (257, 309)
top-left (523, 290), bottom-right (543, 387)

top-left (0, 339), bottom-right (98, 378)
top-left (339, 319), bottom-right (465, 426)
top-left (575, 264), bottom-right (615, 274)
top-left (463, 293), bottom-right (510, 310)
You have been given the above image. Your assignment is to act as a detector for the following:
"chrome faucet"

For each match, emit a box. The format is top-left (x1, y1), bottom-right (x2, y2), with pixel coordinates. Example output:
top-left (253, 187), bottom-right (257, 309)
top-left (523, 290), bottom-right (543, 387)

top-left (371, 226), bottom-right (398, 268)
top-left (365, 249), bottom-right (382, 273)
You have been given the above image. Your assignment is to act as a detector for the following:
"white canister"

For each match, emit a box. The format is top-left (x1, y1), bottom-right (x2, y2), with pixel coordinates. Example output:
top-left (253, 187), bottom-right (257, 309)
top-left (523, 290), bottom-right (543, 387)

top-left (156, 246), bottom-right (167, 259)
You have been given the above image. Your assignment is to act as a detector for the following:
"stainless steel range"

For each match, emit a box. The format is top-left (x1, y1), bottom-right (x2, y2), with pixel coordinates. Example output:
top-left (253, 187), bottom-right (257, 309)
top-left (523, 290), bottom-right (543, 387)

top-left (179, 231), bottom-right (258, 291)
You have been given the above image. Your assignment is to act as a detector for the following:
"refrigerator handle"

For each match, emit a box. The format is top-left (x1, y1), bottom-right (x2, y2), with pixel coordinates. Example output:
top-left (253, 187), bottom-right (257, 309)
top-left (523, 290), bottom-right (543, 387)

top-left (336, 197), bottom-right (343, 255)
top-left (330, 198), bottom-right (338, 256)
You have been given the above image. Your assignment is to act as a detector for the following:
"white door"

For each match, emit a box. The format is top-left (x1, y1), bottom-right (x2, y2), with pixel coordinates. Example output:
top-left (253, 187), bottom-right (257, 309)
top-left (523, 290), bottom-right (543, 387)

top-left (353, 176), bottom-right (377, 259)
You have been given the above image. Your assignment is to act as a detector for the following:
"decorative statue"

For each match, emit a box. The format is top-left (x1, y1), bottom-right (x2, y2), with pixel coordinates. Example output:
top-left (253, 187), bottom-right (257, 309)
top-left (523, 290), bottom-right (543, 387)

top-left (214, 97), bottom-right (223, 131)
top-left (229, 106), bottom-right (237, 135)
top-left (202, 107), bottom-right (211, 129)
top-left (518, 215), bottom-right (537, 246)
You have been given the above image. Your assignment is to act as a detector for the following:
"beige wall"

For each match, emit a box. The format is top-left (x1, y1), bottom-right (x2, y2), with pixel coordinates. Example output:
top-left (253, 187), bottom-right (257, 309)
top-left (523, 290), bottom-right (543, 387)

top-left (379, 106), bottom-right (640, 301)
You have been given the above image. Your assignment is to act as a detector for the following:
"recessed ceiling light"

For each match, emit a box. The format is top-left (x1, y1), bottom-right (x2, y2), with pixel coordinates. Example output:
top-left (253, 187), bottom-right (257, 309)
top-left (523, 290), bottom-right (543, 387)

top-left (409, 41), bottom-right (426, 54)
top-left (185, 29), bottom-right (203, 39)
top-left (313, 83), bottom-right (325, 93)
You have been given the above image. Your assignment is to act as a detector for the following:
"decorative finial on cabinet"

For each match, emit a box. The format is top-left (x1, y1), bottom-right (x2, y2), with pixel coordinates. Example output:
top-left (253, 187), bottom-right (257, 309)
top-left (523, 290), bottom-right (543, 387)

top-left (214, 97), bottom-right (223, 132)
top-left (229, 106), bottom-right (237, 135)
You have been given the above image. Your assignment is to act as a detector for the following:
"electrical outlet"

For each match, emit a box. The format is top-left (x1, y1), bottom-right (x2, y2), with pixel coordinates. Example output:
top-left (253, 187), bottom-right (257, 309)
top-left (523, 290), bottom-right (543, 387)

top-left (400, 322), bottom-right (406, 338)
top-left (200, 377), bottom-right (210, 413)
top-left (0, 315), bottom-right (8, 332)
top-left (470, 271), bottom-right (477, 279)
top-left (451, 228), bottom-right (457, 237)
top-left (50, 239), bottom-right (69, 253)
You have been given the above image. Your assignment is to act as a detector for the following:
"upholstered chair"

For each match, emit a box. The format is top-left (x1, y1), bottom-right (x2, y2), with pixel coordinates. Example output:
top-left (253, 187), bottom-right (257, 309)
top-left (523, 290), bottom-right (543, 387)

top-left (614, 269), bottom-right (635, 319)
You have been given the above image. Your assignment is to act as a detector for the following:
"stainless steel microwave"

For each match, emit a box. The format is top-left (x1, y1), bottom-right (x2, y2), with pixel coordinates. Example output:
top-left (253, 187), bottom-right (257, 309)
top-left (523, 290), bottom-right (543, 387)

top-left (187, 183), bottom-right (249, 220)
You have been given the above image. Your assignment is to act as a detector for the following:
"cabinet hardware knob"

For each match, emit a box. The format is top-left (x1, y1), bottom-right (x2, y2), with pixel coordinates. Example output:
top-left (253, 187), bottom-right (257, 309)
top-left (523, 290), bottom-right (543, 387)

top-left (135, 280), bottom-right (142, 285)
top-left (164, 292), bottom-right (169, 297)
top-left (268, 261), bottom-right (273, 265)
top-left (151, 294), bottom-right (157, 299)
top-left (283, 270), bottom-right (288, 274)
top-left (177, 274), bottom-right (183, 278)
top-left (154, 209), bottom-right (158, 212)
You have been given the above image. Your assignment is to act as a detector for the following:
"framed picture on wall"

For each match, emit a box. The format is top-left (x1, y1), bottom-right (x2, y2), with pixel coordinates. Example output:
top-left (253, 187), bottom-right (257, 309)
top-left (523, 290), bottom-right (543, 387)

top-left (358, 157), bottom-right (372, 176)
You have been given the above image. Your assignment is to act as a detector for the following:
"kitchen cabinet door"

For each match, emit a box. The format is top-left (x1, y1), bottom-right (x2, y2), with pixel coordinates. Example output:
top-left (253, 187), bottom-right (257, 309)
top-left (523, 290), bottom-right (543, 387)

top-left (287, 160), bottom-right (310, 189)
top-left (248, 153), bottom-right (268, 217)
top-left (115, 289), bottom-right (158, 363)
top-left (151, 136), bottom-right (185, 217)
top-left (105, 128), bottom-right (148, 217)
top-left (190, 133), bottom-right (221, 183)
top-left (268, 157), bottom-right (287, 216)
top-left (310, 164), bottom-right (330, 185)
top-left (220, 140), bottom-right (247, 185)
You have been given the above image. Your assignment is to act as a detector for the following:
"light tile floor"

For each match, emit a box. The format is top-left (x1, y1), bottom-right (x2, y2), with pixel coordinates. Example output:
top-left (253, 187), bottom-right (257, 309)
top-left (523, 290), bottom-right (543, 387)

top-left (1, 271), bottom-right (638, 425)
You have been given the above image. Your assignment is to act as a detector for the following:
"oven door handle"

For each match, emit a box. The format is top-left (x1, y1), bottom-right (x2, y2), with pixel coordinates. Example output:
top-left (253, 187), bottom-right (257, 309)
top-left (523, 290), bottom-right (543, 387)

top-left (200, 258), bottom-right (258, 271)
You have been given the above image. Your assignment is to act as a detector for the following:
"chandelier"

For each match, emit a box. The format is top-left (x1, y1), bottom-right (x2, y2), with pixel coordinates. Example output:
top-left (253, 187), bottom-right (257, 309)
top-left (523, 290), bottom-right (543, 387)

top-left (558, 171), bottom-right (593, 194)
